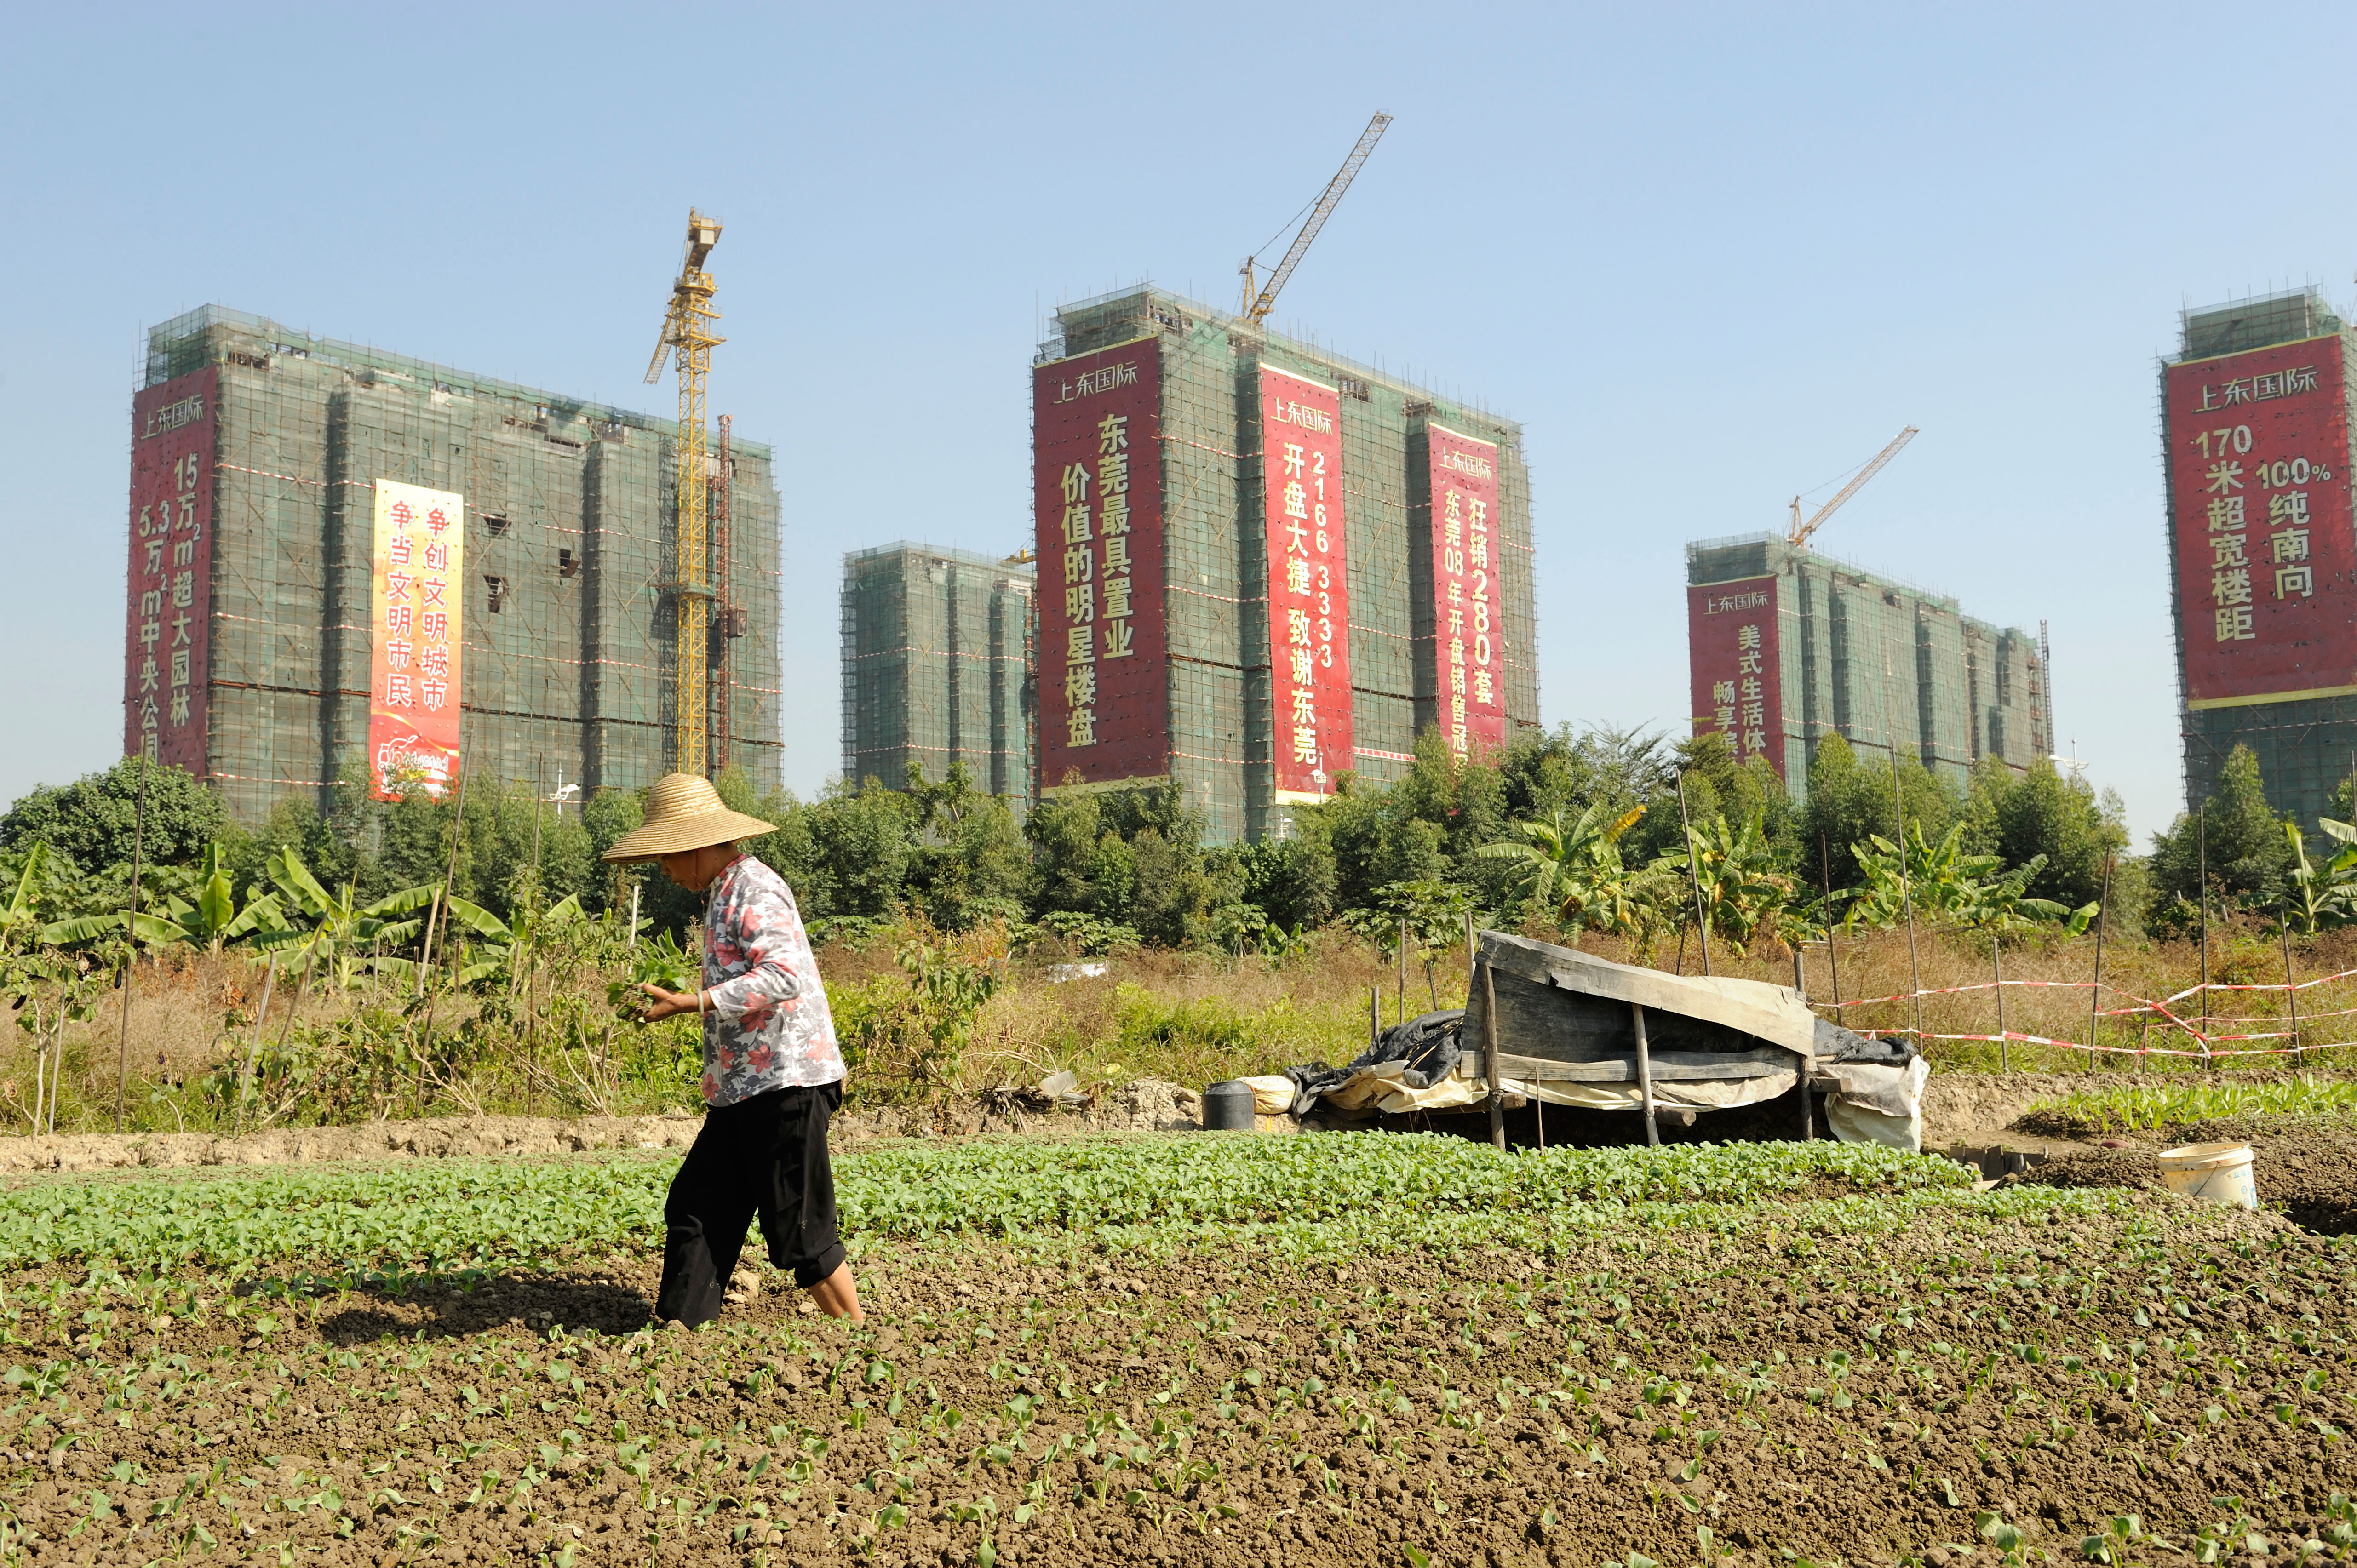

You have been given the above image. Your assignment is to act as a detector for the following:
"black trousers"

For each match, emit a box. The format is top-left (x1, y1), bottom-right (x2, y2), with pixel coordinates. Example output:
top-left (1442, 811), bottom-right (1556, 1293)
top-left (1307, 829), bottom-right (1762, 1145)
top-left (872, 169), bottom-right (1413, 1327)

top-left (654, 1081), bottom-right (845, 1328)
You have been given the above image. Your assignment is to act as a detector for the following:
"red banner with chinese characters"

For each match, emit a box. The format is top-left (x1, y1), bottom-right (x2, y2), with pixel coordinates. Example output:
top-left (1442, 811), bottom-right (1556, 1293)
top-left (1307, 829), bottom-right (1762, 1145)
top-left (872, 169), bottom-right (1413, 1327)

top-left (1032, 339), bottom-right (1168, 788)
top-left (1686, 575), bottom-right (1784, 776)
top-left (123, 367), bottom-right (218, 772)
top-left (2165, 335), bottom-right (2357, 706)
top-left (1425, 423), bottom-right (1506, 758)
top-left (367, 480), bottom-right (466, 797)
top-left (1259, 366), bottom-right (1352, 796)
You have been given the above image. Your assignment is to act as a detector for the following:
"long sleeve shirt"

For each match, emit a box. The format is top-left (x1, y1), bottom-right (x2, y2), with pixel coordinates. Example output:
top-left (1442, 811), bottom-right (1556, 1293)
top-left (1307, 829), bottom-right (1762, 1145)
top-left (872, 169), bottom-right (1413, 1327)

top-left (697, 854), bottom-right (844, 1107)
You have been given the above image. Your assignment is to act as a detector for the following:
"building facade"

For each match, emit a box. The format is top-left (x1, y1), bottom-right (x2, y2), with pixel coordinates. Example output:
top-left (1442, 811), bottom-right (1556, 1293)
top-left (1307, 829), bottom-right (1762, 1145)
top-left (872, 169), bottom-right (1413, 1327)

top-left (839, 543), bottom-right (1034, 796)
top-left (2162, 286), bottom-right (2357, 832)
top-left (1029, 285), bottom-right (1541, 844)
top-left (124, 306), bottom-right (782, 823)
top-left (1685, 534), bottom-right (2051, 794)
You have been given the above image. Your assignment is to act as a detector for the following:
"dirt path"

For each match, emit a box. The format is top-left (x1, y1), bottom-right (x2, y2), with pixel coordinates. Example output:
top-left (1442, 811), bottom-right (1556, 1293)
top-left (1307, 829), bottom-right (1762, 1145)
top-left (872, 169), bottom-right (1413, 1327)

top-left (0, 1081), bottom-right (1205, 1177)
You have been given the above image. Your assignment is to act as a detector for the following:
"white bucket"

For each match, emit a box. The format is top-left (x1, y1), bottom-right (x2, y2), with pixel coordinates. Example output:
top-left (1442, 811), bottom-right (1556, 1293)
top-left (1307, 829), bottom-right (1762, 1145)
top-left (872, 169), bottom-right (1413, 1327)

top-left (2157, 1142), bottom-right (2257, 1210)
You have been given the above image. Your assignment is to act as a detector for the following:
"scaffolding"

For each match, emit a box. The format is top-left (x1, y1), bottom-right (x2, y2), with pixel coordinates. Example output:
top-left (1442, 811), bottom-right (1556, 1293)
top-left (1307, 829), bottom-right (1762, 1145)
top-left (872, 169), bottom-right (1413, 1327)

top-left (840, 544), bottom-right (1034, 799)
top-left (1686, 533), bottom-right (2048, 796)
top-left (1038, 285), bottom-right (1540, 843)
top-left (2165, 286), bottom-right (2357, 832)
top-left (138, 305), bottom-right (783, 824)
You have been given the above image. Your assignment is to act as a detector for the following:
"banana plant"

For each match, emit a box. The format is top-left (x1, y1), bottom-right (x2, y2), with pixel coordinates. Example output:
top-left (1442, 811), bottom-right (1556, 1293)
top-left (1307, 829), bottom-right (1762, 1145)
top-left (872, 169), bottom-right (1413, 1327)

top-left (45, 843), bottom-right (294, 951)
top-left (1652, 813), bottom-right (1794, 953)
top-left (434, 892), bottom-right (584, 988)
top-left (2285, 818), bottom-right (2357, 933)
top-left (1476, 802), bottom-right (1655, 938)
top-left (259, 847), bottom-right (437, 986)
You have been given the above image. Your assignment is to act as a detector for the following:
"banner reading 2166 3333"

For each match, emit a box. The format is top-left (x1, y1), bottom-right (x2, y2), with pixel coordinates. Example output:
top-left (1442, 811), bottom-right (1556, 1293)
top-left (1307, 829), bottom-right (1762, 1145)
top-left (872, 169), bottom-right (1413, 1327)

top-left (1259, 365), bottom-right (1351, 797)
top-left (367, 480), bottom-right (464, 798)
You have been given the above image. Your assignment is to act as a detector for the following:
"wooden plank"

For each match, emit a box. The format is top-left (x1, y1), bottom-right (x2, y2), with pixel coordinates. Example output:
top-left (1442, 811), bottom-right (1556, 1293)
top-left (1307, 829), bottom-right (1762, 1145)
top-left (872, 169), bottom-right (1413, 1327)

top-left (1464, 1051), bottom-right (1791, 1084)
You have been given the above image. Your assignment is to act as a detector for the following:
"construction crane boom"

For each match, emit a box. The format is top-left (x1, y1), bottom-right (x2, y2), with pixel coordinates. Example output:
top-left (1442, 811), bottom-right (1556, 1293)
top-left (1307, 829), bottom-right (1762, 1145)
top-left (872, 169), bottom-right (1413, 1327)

top-left (1787, 425), bottom-right (1918, 548)
top-left (1239, 111), bottom-right (1392, 326)
top-left (646, 208), bottom-right (724, 776)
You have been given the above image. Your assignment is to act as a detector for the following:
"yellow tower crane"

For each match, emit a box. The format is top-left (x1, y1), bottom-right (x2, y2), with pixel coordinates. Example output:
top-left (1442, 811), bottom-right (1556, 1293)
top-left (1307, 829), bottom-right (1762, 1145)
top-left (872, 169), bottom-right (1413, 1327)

top-left (644, 209), bottom-right (724, 776)
top-left (1239, 111), bottom-right (1392, 326)
top-left (1786, 425), bottom-right (1918, 549)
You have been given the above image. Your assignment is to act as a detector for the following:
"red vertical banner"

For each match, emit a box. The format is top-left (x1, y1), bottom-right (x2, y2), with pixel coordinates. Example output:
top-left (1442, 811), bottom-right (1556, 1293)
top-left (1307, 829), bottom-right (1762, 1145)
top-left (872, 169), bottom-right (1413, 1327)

top-left (2164, 336), bottom-right (2357, 706)
top-left (124, 367), bottom-right (218, 773)
top-left (1032, 339), bottom-right (1168, 788)
top-left (1259, 366), bottom-right (1352, 796)
top-left (367, 480), bottom-right (466, 797)
top-left (1686, 576), bottom-right (1784, 776)
top-left (1425, 423), bottom-right (1506, 758)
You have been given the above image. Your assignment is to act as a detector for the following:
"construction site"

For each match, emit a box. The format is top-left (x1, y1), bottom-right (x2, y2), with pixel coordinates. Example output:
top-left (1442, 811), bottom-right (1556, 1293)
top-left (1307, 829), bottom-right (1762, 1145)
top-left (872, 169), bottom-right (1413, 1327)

top-left (1685, 429), bottom-right (2053, 792)
top-left (840, 544), bottom-right (1034, 796)
top-left (121, 215), bottom-right (780, 823)
top-left (2162, 285), bottom-right (2357, 833)
top-left (1020, 114), bottom-right (1540, 843)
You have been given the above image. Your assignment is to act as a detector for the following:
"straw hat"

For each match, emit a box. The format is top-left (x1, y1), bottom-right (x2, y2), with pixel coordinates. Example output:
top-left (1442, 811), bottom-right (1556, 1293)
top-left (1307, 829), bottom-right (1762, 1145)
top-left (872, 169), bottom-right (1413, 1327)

top-left (600, 773), bottom-right (777, 862)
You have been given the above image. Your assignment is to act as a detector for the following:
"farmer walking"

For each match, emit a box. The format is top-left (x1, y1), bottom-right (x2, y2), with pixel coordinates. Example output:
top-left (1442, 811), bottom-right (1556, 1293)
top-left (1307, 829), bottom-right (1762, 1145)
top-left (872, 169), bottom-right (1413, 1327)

top-left (603, 773), bottom-right (863, 1328)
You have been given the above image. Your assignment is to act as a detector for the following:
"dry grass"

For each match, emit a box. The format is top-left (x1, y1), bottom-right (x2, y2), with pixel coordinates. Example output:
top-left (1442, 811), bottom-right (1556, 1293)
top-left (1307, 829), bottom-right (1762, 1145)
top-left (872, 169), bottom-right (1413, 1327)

top-left (11, 915), bottom-right (2357, 1134)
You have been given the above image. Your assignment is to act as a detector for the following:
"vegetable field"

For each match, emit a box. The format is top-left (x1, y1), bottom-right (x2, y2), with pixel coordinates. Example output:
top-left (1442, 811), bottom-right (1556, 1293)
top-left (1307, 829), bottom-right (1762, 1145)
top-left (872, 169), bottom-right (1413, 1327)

top-left (0, 1136), bottom-right (2350, 1568)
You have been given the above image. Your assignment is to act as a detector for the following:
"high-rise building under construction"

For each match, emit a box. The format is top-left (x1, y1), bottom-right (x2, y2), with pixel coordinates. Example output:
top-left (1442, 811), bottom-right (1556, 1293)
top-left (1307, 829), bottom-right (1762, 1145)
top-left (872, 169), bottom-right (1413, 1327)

top-left (124, 305), bottom-right (781, 823)
top-left (2162, 286), bottom-right (2357, 832)
top-left (1031, 284), bottom-right (1540, 843)
top-left (1684, 534), bottom-right (2052, 791)
top-left (839, 544), bottom-right (1034, 796)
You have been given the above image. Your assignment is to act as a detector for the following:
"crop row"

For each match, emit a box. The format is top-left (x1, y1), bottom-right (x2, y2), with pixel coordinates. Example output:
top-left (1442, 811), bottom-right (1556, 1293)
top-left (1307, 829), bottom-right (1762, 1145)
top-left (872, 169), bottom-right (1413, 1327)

top-left (0, 1135), bottom-right (1970, 1276)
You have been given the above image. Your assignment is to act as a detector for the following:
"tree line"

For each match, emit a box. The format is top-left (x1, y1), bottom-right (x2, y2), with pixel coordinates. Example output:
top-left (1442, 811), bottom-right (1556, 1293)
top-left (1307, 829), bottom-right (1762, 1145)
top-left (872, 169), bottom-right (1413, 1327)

top-left (0, 724), bottom-right (2181, 969)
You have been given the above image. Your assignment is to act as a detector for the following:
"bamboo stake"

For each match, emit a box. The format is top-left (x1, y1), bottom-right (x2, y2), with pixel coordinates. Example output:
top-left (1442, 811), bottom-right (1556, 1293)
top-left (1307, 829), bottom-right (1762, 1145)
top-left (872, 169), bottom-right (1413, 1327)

top-left (1992, 933), bottom-right (2008, 1073)
top-left (2281, 908), bottom-right (2304, 1071)
top-left (115, 755), bottom-right (150, 1131)
top-left (1398, 919), bottom-right (1409, 1026)
top-left (1368, 986), bottom-right (1379, 1050)
top-left (1631, 1001), bottom-right (1658, 1147)
top-left (1819, 835), bottom-right (1841, 1008)
top-left (2197, 802), bottom-right (2211, 1064)
top-left (2087, 853), bottom-right (2112, 1070)
top-left (1481, 960), bottom-right (1505, 1153)
top-left (235, 953), bottom-right (278, 1135)
top-left (1892, 756), bottom-right (1923, 1045)
top-left (1675, 772), bottom-right (1710, 976)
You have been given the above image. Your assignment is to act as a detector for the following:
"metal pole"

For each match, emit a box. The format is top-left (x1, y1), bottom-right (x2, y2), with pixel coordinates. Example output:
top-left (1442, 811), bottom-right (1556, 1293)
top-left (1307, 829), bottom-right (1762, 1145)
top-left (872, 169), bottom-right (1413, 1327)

top-left (2197, 803), bottom-right (2211, 1064)
top-left (115, 756), bottom-right (151, 1132)
top-left (628, 881), bottom-right (642, 950)
top-left (1480, 961), bottom-right (1505, 1152)
top-left (1369, 986), bottom-right (1380, 1050)
top-left (2087, 853), bottom-right (2112, 1070)
top-left (1631, 1001), bottom-right (1658, 1147)
top-left (1675, 771), bottom-right (1710, 976)
top-left (1892, 754), bottom-right (1923, 1044)
top-left (2281, 905), bottom-right (2304, 1071)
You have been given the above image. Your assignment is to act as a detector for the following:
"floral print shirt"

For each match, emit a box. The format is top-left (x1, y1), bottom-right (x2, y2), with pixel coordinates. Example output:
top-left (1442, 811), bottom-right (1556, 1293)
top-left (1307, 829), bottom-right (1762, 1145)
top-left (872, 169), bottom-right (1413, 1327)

top-left (699, 854), bottom-right (843, 1106)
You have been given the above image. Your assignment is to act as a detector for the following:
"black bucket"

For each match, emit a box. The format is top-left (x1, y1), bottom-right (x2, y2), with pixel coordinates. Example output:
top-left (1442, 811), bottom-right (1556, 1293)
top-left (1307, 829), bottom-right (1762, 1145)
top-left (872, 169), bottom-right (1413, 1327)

top-left (1202, 1080), bottom-right (1256, 1131)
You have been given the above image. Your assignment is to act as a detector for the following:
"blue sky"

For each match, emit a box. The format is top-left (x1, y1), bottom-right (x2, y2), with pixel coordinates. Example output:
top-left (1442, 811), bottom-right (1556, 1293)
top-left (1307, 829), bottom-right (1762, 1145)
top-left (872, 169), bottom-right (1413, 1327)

top-left (6, 3), bottom-right (2357, 843)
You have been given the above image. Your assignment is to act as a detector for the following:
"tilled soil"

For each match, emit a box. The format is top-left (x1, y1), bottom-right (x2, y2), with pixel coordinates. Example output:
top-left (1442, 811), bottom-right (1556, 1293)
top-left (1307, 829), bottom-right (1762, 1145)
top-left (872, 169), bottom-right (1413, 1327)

top-left (2013, 1118), bottom-right (2357, 1236)
top-left (5, 1196), bottom-right (2351, 1567)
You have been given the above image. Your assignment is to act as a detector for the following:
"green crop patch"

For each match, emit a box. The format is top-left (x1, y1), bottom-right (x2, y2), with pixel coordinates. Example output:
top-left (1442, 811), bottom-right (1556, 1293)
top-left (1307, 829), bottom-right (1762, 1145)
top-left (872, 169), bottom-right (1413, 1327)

top-left (0, 1135), bottom-right (1972, 1276)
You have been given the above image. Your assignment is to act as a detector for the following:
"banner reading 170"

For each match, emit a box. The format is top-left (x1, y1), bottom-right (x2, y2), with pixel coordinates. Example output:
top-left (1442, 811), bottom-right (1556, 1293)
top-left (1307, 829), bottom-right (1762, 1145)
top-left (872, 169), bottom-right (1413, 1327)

top-left (2165, 333), bottom-right (2357, 708)
top-left (1259, 366), bottom-right (1352, 797)
top-left (368, 479), bottom-right (465, 798)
